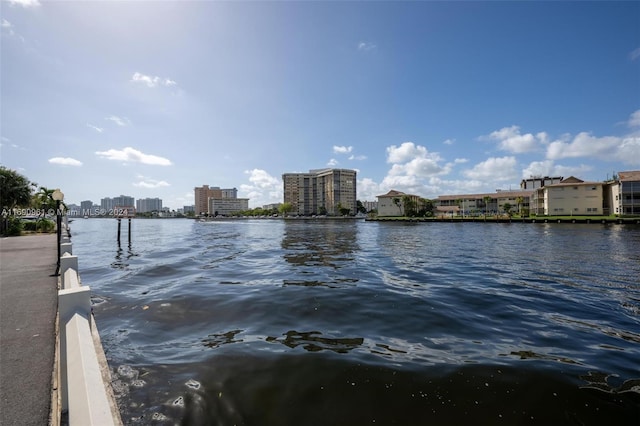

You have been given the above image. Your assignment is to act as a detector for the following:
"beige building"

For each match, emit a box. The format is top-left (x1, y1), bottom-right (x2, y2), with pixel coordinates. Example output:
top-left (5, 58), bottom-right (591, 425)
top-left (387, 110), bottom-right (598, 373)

top-left (376, 190), bottom-right (423, 216)
top-left (194, 185), bottom-right (240, 216)
top-left (283, 168), bottom-right (357, 216)
top-left (436, 190), bottom-right (532, 216)
top-left (605, 170), bottom-right (640, 216)
top-left (533, 176), bottom-right (603, 216)
top-left (208, 198), bottom-right (249, 216)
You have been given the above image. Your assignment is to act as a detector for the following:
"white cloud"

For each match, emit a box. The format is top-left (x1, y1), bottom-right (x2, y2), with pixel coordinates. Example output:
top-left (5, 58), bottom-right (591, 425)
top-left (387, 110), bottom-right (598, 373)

top-left (443, 139), bottom-right (455, 145)
top-left (628, 110), bottom-right (640, 128)
top-left (378, 142), bottom-right (451, 195)
top-left (95, 147), bottom-right (173, 166)
top-left (86, 123), bottom-right (104, 133)
top-left (327, 158), bottom-right (339, 166)
top-left (358, 42), bottom-right (377, 51)
top-left (1, 19), bottom-right (15, 36)
top-left (348, 154), bottom-right (367, 161)
top-left (48, 157), bottom-right (82, 167)
top-left (386, 142), bottom-right (429, 163)
top-left (546, 132), bottom-right (640, 165)
top-left (454, 158), bottom-right (468, 164)
top-left (463, 156), bottom-right (518, 181)
top-left (357, 177), bottom-right (381, 201)
top-left (485, 125), bottom-right (544, 153)
top-left (333, 145), bottom-right (353, 154)
top-left (629, 47), bottom-right (640, 61)
top-left (522, 160), bottom-right (592, 179)
top-left (131, 72), bottom-right (177, 88)
top-left (240, 169), bottom-right (282, 207)
top-left (105, 115), bottom-right (130, 126)
top-left (7, 0), bottom-right (41, 8)
top-left (133, 178), bottom-right (170, 188)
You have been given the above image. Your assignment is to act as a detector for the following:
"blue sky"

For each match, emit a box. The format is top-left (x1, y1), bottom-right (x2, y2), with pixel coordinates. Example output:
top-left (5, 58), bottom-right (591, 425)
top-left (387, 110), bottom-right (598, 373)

top-left (1, 0), bottom-right (639, 209)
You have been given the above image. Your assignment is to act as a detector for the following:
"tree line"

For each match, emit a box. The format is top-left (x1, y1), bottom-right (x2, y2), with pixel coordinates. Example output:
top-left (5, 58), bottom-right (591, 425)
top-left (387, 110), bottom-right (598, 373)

top-left (1, 166), bottom-right (61, 236)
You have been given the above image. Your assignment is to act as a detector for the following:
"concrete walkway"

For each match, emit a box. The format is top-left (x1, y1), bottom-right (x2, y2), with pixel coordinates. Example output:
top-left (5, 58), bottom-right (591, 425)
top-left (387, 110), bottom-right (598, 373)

top-left (0, 234), bottom-right (58, 426)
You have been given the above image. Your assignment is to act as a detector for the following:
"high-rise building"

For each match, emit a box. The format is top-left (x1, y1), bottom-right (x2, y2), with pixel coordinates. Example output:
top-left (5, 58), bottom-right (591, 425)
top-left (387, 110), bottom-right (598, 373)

top-left (136, 197), bottom-right (163, 213)
top-left (101, 195), bottom-right (135, 215)
top-left (80, 200), bottom-right (93, 216)
top-left (195, 185), bottom-right (240, 216)
top-left (282, 168), bottom-right (357, 216)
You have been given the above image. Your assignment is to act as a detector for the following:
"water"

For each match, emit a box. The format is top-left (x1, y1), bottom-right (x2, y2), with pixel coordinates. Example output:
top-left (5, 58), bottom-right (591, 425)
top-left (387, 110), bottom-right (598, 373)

top-left (71, 218), bottom-right (640, 425)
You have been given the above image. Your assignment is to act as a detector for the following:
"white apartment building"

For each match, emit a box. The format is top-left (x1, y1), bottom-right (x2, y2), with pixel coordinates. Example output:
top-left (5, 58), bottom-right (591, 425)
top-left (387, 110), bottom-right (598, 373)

top-left (136, 197), bottom-right (163, 213)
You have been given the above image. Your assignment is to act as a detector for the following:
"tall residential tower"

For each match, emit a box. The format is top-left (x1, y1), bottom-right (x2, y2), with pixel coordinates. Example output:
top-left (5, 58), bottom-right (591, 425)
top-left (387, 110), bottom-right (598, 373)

top-left (282, 168), bottom-right (357, 216)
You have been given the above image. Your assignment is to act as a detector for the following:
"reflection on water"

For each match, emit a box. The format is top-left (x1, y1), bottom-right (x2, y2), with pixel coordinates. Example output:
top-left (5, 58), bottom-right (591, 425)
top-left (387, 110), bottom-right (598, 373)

top-left (69, 219), bottom-right (640, 425)
top-left (266, 330), bottom-right (364, 353)
top-left (111, 242), bottom-right (138, 270)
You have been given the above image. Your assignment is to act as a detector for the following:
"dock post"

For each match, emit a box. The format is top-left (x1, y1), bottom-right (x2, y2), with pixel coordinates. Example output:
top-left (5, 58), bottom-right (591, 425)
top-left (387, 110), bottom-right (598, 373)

top-left (128, 218), bottom-right (132, 244)
top-left (117, 218), bottom-right (121, 244)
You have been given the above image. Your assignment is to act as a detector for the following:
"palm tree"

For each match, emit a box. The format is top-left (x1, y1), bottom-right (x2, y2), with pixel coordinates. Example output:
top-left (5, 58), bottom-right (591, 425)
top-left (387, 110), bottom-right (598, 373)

top-left (483, 196), bottom-right (492, 219)
top-left (1, 167), bottom-right (34, 235)
top-left (515, 196), bottom-right (524, 217)
top-left (402, 195), bottom-right (416, 217)
top-left (392, 197), bottom-right (402, 216)
top-left (455, 198), bottom-right (463, 218)
top-left (33, 187), bottom-right (56, 232)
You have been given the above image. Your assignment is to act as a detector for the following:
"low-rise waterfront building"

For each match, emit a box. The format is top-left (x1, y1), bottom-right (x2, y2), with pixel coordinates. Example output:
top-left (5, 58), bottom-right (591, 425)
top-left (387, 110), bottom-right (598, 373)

top-left (436, 190), bottom-right (532, 216)
top-left (606, 170), bottom-right (640, 216)
top-left (532, 176), bottom-right (603, 216)
top-left (208, 197), bottom-right (249, 216)
top-left (376, 190), bottom-right (420, 216)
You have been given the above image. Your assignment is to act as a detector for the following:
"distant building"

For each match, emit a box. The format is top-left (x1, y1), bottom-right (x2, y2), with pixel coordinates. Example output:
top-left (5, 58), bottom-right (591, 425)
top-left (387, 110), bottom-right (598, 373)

top-left (194, 185), bottom-right (238, 216)
top-left (606, 170), bottom-right (640, 216)
top-left (66, 203), bottom-right (80, 217)
top-left (520, 176), bottom-right (564, 190)
top-left (100, 195), bottom-right (135, 215)
top-left (136, 197), bottom-right (162, 213)
top-left (183, 205), bottom-right (195, 214)
top-left (208, 197), bottom-right (249, 216)
top-left (80, 200), bottom-right (93, 216)
top-left (361, 201), bottom-right (378, 213)
top-left (436, 190), bottom-right (532, 216)
top-left (283, 168), bottom-right (357, 216)
top-left (531, 176), bottom-right (603, 216)
top-left (263, 203), bottom-right (282, 211)
top-left (376, 190), bottom-right (420, 216)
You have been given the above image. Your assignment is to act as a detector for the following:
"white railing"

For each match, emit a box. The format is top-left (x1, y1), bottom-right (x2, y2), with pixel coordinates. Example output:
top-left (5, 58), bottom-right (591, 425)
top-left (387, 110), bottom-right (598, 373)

top-left (57, 223), bottom-right (122, 425)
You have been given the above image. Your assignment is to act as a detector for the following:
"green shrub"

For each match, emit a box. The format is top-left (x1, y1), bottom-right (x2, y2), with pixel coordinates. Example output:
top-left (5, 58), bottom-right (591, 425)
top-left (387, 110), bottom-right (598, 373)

top-left (4, 217), bottom-right (24, 236)
top-left (37, 218), bottom-right (55, 233)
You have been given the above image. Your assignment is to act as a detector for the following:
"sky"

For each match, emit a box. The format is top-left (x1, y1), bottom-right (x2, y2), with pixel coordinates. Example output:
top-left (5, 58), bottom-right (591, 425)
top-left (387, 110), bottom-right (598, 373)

top-left (1, 0), bottom-right (639, 209)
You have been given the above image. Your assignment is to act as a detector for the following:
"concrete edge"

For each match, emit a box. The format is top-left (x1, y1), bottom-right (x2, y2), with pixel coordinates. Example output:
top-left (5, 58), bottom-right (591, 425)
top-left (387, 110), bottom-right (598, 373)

top-left (90, 314), bottom-right (123, 425)
top-left (49, 310), bottom-right (61, 426)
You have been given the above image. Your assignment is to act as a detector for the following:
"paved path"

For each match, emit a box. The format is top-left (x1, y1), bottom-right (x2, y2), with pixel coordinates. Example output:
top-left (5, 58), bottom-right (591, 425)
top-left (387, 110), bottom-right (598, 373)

top-left (0, 234), bottom-right (58, 426)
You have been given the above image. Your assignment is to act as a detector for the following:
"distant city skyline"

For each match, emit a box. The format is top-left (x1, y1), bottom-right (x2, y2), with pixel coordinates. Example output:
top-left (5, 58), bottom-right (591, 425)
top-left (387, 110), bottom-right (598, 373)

top-left (2, 1), bottom-right (638, 209)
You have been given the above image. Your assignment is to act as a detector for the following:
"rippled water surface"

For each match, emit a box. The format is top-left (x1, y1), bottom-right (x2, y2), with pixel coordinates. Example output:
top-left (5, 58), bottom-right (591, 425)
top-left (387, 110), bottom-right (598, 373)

top-left (71, 218), bottom-right (640, 425)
